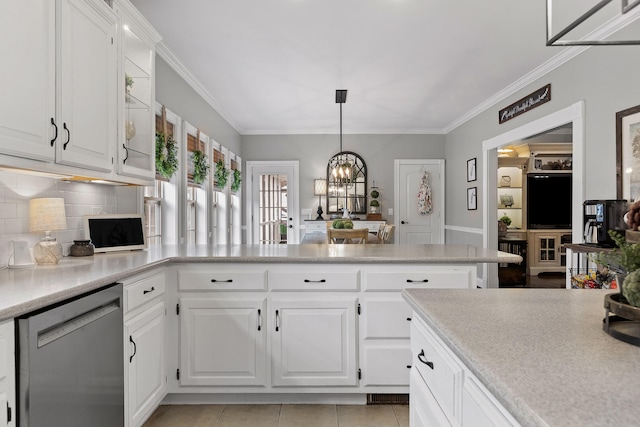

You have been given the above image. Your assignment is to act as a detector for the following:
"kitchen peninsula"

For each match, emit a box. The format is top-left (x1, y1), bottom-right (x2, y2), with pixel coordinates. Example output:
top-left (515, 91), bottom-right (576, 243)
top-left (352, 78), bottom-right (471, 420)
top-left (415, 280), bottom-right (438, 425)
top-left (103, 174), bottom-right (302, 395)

top-left (403, 288), bottom-right (640, 426)
top-left (0, 244), bottom-right (520, 427)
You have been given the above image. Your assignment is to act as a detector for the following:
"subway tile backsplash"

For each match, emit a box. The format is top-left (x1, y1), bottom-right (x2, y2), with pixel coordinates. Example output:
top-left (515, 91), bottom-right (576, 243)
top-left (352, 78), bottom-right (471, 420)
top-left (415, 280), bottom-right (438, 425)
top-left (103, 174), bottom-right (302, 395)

top-left (0, 171), bottom-right (117, 266)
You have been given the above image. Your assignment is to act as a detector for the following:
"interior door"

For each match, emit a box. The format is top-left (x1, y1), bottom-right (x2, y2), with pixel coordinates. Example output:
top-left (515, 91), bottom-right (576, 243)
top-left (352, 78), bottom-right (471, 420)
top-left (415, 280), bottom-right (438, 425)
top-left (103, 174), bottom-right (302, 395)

top-left (246, 161), bottom-right (300, 244)
top-left (394, 160), bottom-right (445, 244)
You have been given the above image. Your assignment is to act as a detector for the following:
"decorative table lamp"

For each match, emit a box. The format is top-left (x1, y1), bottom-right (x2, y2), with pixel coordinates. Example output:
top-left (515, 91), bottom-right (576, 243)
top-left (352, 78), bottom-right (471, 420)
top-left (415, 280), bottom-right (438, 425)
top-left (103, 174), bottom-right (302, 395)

top-left (29, 198), bottom-right (68, 265)
top-left (314, 179), bottom-right (327, 220)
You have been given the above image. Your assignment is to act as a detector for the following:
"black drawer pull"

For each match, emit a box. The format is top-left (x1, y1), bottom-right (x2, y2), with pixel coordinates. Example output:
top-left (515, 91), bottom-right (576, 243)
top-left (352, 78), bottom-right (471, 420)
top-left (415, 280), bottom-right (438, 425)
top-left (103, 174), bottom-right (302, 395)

top-left (304, 279), bottom-right (326, 283)
top-left (417, 349), bottom-right (434, 369)
top-left (211, 279), bottom-right (233, 283)
top-left (407, 279), bottom-right (429, 283)
top-left (143, 286), bottom-right (155, 295)
top-left (407, 317), bottom-right (412, 321)
top-left (406, 365), bottom-right (412, 369)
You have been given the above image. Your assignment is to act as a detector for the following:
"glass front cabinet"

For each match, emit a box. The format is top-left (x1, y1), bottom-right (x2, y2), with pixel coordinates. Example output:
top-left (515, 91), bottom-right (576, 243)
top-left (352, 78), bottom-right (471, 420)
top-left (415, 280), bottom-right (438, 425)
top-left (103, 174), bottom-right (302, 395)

top-left (115, 0), bottom-right (161, 182)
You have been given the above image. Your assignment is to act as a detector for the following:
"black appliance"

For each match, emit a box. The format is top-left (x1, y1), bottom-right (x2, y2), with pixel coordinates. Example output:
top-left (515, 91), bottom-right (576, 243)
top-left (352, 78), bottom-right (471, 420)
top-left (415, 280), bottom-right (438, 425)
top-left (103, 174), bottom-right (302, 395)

top-left (527, 173), bottom-right (572, 229)
top-left (583, 199), bottom-right (628, 247)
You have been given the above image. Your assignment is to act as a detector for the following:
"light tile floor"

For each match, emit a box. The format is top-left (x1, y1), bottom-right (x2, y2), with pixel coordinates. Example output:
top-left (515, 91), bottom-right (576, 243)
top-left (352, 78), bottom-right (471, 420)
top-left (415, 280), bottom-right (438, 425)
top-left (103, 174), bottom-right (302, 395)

top-left (143, 404), bottom-right (410, 427)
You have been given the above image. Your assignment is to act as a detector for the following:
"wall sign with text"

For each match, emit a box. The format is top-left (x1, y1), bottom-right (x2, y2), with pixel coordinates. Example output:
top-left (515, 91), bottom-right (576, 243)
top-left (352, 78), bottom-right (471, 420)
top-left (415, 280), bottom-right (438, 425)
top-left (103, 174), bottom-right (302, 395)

top-left (498, 84), bottom-right (551, 124)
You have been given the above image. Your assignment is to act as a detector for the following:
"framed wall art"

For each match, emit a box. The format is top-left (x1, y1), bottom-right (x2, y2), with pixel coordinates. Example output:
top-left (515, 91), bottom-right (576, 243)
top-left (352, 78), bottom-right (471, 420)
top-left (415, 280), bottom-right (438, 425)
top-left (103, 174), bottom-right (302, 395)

top-left (467, 158), bottom-right (477, 182)
top-left (467, 187), bottom-right (477, 210)
top-left (616, 104), bottom-right (640, 201)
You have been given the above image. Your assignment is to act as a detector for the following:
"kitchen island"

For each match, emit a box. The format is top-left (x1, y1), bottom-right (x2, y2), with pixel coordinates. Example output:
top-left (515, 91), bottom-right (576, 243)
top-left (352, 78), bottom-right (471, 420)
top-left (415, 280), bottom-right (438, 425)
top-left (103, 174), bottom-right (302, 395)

top-left (0, 243), bottom-right (519, 321)
top-left (403, 288), bottom-right (640, 426)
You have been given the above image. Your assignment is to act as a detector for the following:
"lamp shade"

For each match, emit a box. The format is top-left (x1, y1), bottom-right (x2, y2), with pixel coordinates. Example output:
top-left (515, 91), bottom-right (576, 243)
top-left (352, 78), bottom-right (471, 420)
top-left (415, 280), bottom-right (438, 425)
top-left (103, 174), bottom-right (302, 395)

top-left (29, 198), bottom-right (68, 232)
top-left (314, 179), bottom-right (327, 196)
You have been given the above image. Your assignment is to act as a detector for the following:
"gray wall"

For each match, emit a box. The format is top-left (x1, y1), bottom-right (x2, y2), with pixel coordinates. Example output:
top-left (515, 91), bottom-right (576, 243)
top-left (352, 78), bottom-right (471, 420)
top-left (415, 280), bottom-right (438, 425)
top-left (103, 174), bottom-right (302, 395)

top-left (241, 134), bottom-right (445, 225)
top-left (446, 20), bottom-right (640, 241)
top-left (155, 56), bottom-right (242, 155)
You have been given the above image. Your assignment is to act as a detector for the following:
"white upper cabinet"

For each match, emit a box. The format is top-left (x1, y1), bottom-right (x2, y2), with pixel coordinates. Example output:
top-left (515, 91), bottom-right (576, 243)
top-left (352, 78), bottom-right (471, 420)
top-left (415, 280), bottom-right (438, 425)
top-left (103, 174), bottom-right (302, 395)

top-left (115, 0), bottom-right (160, 182)
top-left (55, 0), bottom-right (117, 172)
top-left (0, 0), bottom-right (56, 162)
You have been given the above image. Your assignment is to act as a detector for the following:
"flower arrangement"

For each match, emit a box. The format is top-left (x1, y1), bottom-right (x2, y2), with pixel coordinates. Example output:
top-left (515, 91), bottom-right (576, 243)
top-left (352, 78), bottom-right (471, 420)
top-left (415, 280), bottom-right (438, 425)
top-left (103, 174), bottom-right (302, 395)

top-left (155, 132), bottom-right (178, 179)
top-left (192, 149), bottom-right (209, 185)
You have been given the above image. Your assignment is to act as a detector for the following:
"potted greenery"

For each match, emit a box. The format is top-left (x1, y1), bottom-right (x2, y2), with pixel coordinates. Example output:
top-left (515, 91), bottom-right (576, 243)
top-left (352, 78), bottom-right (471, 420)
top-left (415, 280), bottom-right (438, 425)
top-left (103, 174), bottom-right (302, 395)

top-left (369, 199), bottom-right (380, 213)
top-left (125, 74), bottom-right (134, 102)
top-left (155, 131), bottom-right (178, 179)
top-left (192, 149), bottom-right (209, 185)
top-left (214, 159), bottom-right (230, 189)
top-left (231, 169), bottom-right (242, 192)
top-left (370, 188), bottom-right (380, 214)
top-left (594, 230), bottom-right (640, 306)
top-left (498, 215), bottom-right (511, 237)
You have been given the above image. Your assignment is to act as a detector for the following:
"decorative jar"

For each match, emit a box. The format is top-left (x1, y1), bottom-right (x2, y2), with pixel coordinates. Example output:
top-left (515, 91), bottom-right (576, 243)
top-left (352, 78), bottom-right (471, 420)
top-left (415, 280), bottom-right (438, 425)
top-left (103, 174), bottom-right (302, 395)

top-left (69, 240), bottom-right (94, 257)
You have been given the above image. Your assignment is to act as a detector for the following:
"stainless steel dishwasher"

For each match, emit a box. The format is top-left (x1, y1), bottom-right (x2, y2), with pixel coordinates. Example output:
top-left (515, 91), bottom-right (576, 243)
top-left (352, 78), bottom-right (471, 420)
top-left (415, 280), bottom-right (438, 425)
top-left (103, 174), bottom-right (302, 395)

top-left (17, 283), bottom-right (124, 427)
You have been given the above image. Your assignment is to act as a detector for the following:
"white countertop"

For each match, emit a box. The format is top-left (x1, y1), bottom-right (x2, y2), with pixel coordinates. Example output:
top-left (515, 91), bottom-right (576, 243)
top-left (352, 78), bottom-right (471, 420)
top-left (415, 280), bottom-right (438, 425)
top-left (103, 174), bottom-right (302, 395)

top-left (402, 288), bottom-right (640, 427)
top-left (0, 243), bottom-right (520, 322)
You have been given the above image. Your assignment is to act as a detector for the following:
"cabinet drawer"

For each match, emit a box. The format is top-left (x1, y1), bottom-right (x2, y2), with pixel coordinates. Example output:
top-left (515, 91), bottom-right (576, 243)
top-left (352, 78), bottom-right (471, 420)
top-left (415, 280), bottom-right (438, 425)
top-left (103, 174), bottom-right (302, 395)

top-left (305, 222), bottom-right (327, 233)
top-left (124, 272), bottom-right (166, 314)
top-left (179, 269), bottom-right (267, 291)
top-left (411, 316), bottom-right (462, 420)
top-left (363, 266), bottom-right (474, 291)
top-left (462, 375), bottom-right (517, 427)
top-left (411, 368), bottom-right (453, 427)
top-left (269, 267), bottom-right (359, 291)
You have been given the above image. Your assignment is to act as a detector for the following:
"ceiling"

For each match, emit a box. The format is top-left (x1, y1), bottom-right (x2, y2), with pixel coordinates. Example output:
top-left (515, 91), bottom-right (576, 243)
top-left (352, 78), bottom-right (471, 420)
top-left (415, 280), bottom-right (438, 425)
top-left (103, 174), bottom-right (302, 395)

top-left (129, 0), bottom-right (631, 135)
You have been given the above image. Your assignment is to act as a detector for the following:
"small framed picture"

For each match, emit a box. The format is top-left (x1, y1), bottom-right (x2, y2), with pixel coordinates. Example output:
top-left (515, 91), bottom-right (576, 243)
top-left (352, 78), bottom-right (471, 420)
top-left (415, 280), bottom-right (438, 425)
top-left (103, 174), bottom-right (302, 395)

top-left (467, 187), bottom-right (477, 210)
top-left (467, 158), bottom-right (477, 182)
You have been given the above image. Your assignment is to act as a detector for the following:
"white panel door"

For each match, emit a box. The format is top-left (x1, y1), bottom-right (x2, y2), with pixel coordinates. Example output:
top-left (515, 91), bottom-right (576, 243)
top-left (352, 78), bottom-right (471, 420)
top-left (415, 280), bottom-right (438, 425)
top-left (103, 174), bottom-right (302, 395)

top-left (0, 0), bottom-right (55, 162)
top-left (271, 298), bottom-right (357, 387)
top-left (57, 0), bottom-right (116, 172)
top-left (395, 159), bottom-right (445, 244)
top-left (179, 298), bottom-right (267, 387)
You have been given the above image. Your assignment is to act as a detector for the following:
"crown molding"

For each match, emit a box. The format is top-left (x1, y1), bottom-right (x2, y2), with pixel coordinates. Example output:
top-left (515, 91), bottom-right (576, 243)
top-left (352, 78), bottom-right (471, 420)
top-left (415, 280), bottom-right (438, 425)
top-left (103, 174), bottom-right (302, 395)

top-left (155, 42), bottom-right (244, 135)
top-left (241, 128), bottom-right (445, 136)
top-left (443, 7), bottom-right (640, 134)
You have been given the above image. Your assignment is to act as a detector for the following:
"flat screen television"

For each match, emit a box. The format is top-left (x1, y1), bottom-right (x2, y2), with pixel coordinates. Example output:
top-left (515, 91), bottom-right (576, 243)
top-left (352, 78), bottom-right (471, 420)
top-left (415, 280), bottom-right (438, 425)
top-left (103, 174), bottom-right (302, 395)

top-left (527, 173), bottom-right (572, 229)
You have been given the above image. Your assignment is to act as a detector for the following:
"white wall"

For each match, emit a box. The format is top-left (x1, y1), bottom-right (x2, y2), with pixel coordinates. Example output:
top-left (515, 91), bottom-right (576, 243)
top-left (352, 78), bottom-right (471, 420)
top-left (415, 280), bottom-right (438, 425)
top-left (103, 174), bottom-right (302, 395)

top-left (241, 134), bottom-right (446, 225)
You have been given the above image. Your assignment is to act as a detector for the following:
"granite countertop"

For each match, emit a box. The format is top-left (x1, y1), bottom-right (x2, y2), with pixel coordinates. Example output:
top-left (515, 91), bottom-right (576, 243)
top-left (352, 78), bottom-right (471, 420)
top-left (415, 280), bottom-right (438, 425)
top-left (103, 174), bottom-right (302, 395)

top-left (402, 288), bottom-right (640, 427)
top-left (0, 243), bottom-right (520, 322)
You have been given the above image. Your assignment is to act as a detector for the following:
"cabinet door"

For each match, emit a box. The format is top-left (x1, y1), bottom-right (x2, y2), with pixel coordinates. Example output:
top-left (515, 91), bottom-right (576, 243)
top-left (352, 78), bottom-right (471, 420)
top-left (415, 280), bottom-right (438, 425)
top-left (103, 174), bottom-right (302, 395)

top-left (410, 368), bottom-right (452, 427)
top-left (0, 0), bottom-right (55, 162)
top-left (179, 298), bottom-right (267, 387)
top-left (125, 303), bottom-right (165, 427)
top-left (57, 0), bottom-right (116, 172)
top-left (0, 321), bottom-right (15, 427)
top-left (116, 1), bottom-right (158, 181)
top-left (271, 298), bottom-right (358, 387)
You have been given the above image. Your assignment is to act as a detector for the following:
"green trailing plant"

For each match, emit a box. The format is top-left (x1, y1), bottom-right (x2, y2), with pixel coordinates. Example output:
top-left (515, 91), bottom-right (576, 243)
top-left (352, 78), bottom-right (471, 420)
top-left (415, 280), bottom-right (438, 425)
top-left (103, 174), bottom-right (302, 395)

top-left (231, 168), bottom-right (242, 192)
top-left (215, 159), bottom-right (230, 189)
top-left (192, 149), bottom-right (209, 185)
top-left (155, 132), bottom-right (178, 179)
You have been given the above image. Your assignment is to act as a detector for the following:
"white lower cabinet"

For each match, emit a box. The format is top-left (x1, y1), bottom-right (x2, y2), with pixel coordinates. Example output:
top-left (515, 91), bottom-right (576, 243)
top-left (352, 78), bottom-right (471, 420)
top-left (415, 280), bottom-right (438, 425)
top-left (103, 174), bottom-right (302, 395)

top-left (123, 270), bottom-right (166, 427)
top-left (0, 320), bottom-right (15, 427)
top-left (179, 298), bottom-right (267, 387)
top-left (410, 313), bottom-right (520, 427)
top-left (271, 298), bottom-right (358, 387)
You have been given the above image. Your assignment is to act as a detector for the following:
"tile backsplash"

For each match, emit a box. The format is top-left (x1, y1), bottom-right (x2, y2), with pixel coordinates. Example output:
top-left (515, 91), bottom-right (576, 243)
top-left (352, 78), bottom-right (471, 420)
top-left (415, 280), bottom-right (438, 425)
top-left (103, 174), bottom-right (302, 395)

top-left (0, 171), bottom-right (118, 266)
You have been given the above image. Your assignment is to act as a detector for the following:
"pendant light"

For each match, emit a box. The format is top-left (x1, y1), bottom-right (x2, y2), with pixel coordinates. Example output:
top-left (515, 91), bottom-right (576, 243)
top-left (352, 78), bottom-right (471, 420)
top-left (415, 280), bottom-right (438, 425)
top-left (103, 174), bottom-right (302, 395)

top-left (331, 89), bottom-right (352, 217)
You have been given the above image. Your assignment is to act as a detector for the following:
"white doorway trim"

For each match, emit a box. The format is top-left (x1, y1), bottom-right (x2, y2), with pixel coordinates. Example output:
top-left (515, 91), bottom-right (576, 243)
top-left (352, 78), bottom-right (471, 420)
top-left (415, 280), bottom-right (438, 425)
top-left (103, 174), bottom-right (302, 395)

top-left (481, 101), bottom-right (585, 287)
top-left (245, 160), bottom-right (300, 244)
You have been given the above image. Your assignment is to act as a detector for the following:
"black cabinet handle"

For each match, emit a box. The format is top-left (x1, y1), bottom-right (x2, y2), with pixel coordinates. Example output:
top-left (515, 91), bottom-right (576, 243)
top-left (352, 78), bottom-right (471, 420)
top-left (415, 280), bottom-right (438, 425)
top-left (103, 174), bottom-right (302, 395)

top-left (258, 309), bottom-right (262, 331)
top-left (406, 317), bottom-right (412, 321)
top-left (417, 349), bottom-right (434, 369)
top-left (63, 123), bottom-right (70, 149)
top-left (304, 279), bottom-right (326, 283)
top-left (275, 309), bottom-right (280, 332)
top-left (129, 335), bottom-right (137, 363)
top-left (407, 279), bottom-right (429, 283)
top-left (50, 118), bottom-right (58, 146)
top-left (211, 279), bottom-right (233, 283)
top-left (143, 286), bottom-right (155, 295)
top-left (122, 143), bottom-right (129, 164)
top-left (401, 220), bottom-right (408, 224)
top-left (406, 365), bottom-right (412, 369)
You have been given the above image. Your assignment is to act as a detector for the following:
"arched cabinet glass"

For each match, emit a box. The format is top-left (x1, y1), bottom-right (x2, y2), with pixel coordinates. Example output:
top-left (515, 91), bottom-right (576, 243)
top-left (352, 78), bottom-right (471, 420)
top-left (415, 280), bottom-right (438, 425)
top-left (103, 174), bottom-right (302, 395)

top-left (326, 151), bottom-right (367, 216)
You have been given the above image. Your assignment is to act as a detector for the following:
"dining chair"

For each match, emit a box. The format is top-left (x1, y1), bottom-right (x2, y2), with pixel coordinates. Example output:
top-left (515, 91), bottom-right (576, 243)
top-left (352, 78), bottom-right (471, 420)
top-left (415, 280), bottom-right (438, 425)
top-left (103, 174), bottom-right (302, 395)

top-left (378, 224), bottom-right (395, 244)
top-left (327, 228), bottom-right (368, 244)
